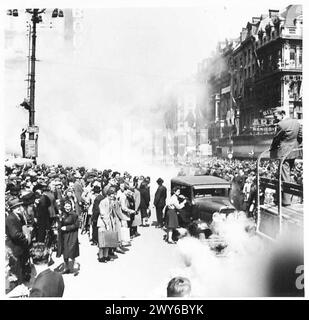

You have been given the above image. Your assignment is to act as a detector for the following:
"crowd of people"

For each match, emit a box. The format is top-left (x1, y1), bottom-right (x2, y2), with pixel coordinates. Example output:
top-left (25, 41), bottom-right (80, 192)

top-left (4, 149), bottom-right (303, 297)
top-left (177, 156), bottom-right (303, 213)
top-left (5, 161), bottom-right (154, 296)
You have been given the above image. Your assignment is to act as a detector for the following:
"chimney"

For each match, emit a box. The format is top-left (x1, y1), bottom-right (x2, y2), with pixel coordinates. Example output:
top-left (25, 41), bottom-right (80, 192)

top-left (252, 17), bottom-right (260, 24)
top-left (269, 9), bottom-right (279, 18)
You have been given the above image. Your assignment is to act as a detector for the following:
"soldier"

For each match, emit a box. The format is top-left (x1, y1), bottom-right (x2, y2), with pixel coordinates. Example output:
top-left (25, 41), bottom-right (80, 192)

top-left (270, 107), bottom-right (302, 206)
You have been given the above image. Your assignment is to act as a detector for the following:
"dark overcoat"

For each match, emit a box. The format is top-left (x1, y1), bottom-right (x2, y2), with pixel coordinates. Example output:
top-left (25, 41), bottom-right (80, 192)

top-left (45, 191), bottom-right (58, 218)
top-left (57, 210), bottom-right (79, 259)
top-left (154, 185), bottom-right (167, 209)
top-left (5, 213), bottom-right (28, 258)
top-left (139, 188), bottom-right (150, 219)
top-left (35, 194), bottom-right (51, 243)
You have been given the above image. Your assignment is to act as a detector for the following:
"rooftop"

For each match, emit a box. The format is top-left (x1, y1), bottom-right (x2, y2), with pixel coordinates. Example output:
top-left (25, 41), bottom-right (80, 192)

top-left (171, 175), bottom-right (230, 187)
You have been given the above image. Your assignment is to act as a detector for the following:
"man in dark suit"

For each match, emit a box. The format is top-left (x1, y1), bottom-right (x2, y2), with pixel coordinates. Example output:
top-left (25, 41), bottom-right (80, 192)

top-left (153, 178), bottom-right (167, 228)
top-left (20, 128), bottom-right (26, 158)
top-left (34, 184), bottom-right (52, 243)
top-left (270, 107), bottom-right (302, 206)
top-left (29, 243), bottom-right (64, 297)
top-left (91, 186), bottom-right (104, 245)
top-left (5, 198), bottom-right (30, 284)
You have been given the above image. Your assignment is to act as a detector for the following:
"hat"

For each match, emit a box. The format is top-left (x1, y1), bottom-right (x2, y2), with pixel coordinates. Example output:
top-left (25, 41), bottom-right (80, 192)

top-left (93, 180), bottom-right (101, 187)
top-left (74, 171), bottom-right (82, 178)
top-left (8, 198), bottom-right (23, 210)
top-left (21, 191), bottom-right (35, 205)
top-left (156, 178), bottom-right (164, 184)
top-left (106, 187), bottom-right (116, 196)
top-left (10, 185), bottom-right (21, 195)
top-left (33, 183), bottom-right (46, 193)
top-left (93, 185), bottom-right (101, 193)
top-left (272, 106), bottom-right (286, 114)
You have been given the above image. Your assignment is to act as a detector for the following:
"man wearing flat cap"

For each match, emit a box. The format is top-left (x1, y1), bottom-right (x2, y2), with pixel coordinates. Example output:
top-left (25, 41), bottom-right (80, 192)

top-left (270, 107), bottom-right (302, 206)
top-left (5, 198), bottom-right (31, 284)
top-left (154, 178), bottom-right (167, 228)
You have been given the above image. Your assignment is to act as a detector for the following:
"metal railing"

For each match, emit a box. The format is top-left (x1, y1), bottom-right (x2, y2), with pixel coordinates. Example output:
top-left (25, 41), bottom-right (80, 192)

top-left (256, 147), bottom-right (303, 239)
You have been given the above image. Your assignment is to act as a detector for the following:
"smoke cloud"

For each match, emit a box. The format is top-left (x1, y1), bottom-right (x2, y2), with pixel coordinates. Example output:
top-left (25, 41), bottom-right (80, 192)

top-left (172, 215), bottom-right (304, 297)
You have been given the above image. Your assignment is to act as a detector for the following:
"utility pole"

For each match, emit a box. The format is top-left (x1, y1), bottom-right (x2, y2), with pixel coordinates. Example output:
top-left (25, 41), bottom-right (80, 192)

top-left (9, 8), bottom-right (63, 161)
top-left (28, 10), bottom-right (38, 140)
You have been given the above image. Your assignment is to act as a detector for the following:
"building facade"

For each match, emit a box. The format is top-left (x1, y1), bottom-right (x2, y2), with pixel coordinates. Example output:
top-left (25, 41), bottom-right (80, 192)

top-left (199, 5), bottom-right (302, 158)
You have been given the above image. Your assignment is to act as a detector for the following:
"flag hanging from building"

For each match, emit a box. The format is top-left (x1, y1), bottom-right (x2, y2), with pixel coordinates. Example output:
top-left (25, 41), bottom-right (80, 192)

top-left (253, 49), bottom-right (261, 69)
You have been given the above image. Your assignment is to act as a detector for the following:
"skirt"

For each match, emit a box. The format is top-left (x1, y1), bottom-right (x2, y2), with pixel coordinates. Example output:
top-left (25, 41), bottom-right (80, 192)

top-left (165, 209), bottom-right (179, 229)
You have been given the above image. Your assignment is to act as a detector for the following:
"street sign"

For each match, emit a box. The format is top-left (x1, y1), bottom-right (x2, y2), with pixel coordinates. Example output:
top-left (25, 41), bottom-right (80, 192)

top-left (25, 140), bottom-right (37, 157)
top-left (27, 126), bottom-right (39, 133)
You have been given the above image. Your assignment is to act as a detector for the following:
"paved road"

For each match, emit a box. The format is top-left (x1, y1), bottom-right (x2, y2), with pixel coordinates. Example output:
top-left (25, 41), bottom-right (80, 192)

top-left (52, 222), bottom-right (184, 299)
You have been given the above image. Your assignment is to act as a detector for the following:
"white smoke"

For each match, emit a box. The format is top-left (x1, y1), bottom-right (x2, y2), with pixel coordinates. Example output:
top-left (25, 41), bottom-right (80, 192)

top-left (173, 214), bottom-right (303, 297)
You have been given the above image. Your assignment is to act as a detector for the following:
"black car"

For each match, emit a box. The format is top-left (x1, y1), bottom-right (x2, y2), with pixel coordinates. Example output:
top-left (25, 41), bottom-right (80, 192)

top-left (171, 175), bottom-right (235, 224)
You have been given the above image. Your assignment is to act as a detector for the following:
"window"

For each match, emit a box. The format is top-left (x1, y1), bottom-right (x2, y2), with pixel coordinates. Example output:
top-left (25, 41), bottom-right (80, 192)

top-left (299, 49), bottom-right (302, 66)
top-left (290, 46), bottom-right (296, 61)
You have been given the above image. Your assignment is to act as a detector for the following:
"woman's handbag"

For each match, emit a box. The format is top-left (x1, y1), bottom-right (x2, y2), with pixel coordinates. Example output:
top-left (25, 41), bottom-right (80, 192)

top-left (98, 230), bottom-right (119, 248)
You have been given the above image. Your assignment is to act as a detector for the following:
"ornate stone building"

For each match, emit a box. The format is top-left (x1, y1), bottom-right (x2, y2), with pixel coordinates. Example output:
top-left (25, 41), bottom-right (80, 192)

top-left (255, 5), bottom-right (303, 121)
top-left (198, 4), bottom-right (302, 158)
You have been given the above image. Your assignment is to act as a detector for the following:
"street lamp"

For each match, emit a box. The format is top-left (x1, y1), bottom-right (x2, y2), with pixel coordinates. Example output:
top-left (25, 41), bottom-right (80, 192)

top-left (8, 8), bottom-right (64, 162)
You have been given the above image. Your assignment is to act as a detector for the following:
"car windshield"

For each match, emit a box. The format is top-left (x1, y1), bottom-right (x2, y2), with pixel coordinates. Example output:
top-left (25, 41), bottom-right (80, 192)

top-left (193, 188), bottom-right (227, 198)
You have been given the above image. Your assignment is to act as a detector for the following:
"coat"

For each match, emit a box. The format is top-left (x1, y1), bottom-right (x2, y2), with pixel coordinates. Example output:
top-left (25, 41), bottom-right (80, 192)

top-left (97, 197), bottom-right (116, 231)
top-left (270, 117), bottom-right (302, 159)
top-left (132, 189), bottom-right (141, 227)
top-left (117, 190), bottom-right (133, 222)
top-left (111, 200), bottom-right (127, 233)
top-left (35, 194), bottom-right (51, 243)
top-left (154, 185), bottom-right (167, 209)
top-left (29, 268), bottom-right (64, 297)
top-left (57, 211), bottom-right (79, 259)
top-left (73, 181), bottom-right (84, 215)
top-left (92, 194), bottom-right (105, 224)
top-left (5, 213), bottom-right (28, 258)
top-left (45, 191), bottom-right (58, 218)
top-left (139, 188), bottom-right (150, 218)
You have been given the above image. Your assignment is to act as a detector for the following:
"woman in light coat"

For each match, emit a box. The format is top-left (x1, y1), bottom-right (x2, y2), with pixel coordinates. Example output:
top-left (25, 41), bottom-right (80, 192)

top-left (164, 187), bottom-right (186, 244)
top-left (97, 189), bottom-right (117, 263)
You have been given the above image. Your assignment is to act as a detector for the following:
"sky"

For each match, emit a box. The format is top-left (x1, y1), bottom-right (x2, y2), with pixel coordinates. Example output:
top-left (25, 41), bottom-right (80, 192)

top-left (1, 0), bottom-right (303, 169)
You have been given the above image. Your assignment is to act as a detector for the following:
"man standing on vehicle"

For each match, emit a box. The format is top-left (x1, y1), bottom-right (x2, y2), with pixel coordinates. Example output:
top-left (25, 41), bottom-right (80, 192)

top-left (269, 107), bottom-right (302, 206)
